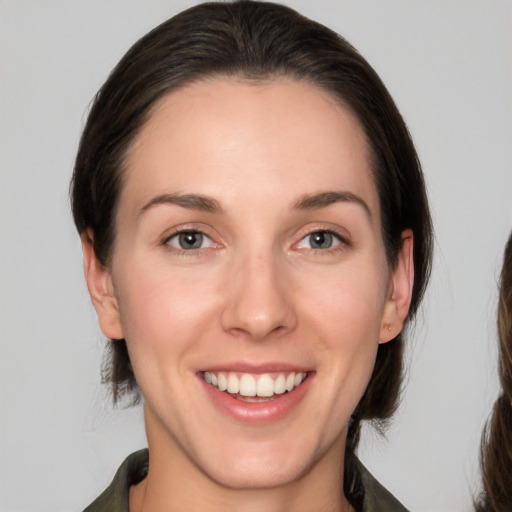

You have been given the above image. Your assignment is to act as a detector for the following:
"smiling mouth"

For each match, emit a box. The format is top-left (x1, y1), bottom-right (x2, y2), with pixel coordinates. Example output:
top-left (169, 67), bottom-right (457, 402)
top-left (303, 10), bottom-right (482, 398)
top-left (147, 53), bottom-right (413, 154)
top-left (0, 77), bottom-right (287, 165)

top-left (202, 371), bottom-right (308, 402)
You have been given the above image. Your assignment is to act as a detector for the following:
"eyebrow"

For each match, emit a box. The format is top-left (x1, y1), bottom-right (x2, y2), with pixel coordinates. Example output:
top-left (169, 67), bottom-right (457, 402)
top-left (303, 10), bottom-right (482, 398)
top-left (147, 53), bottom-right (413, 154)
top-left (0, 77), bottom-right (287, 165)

top-left (293, 190), bottom-right (372, 218)
top-left (139, 190), bottom-right (371, 218)
top-left (140, 193), bottom-right (223, 215)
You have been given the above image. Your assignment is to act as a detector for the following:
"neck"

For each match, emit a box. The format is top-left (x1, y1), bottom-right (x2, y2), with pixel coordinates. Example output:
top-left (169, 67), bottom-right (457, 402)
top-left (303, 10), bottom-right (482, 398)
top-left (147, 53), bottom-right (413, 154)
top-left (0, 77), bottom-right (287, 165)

top-left (131, 473), bottom-right (354, 512)
top-left (130, 408), bottom-right (355, 512)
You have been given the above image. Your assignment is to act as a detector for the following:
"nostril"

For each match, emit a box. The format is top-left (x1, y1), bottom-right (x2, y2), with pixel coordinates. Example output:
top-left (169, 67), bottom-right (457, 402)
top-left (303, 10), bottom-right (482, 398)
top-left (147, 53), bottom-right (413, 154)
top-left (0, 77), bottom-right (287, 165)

top-left (226, 322), bottom-right (288, 342)
top-left (219, 265), bottom-right (298, 340)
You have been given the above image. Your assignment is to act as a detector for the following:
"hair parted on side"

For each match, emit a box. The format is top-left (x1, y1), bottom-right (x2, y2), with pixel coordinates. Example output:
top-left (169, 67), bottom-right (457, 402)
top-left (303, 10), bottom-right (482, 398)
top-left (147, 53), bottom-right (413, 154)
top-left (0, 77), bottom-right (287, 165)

top-left (71, 1), bottom-right (433, 505)
top-left (476, 231), bottom-right (512, 512)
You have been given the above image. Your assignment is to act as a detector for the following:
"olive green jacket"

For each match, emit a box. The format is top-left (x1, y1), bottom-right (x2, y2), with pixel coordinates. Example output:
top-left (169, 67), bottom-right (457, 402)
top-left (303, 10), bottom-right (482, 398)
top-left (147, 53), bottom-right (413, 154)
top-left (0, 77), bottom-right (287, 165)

top-left (83, 449), bottom-right (408, 512)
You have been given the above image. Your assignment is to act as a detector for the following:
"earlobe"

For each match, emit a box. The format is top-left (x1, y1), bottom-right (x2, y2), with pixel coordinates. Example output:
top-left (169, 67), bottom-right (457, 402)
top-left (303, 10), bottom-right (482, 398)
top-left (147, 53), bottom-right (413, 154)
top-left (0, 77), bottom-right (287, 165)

top-left (379, 229), bottom-right (414, 344)
top-left (81, 231), bottom-right (124, 340)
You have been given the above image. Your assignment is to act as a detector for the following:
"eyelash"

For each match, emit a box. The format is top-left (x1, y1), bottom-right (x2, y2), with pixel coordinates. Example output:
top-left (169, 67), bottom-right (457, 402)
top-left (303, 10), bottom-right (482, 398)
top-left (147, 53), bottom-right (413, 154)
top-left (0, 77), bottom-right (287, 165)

top-left (161, 227), bottom-right (350, 257)
top-left (294, 228), bottom-right (350, 255)
top-left (162, 228), bottom-right (218, 256)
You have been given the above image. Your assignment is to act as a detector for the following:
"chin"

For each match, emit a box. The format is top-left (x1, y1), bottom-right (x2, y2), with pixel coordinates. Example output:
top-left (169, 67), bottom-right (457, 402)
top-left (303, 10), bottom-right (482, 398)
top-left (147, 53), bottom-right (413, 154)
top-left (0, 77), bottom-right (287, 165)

top-left (209, 459), bottom-right (309, 491)
top-left (197, 441), bottom-right (318, 491)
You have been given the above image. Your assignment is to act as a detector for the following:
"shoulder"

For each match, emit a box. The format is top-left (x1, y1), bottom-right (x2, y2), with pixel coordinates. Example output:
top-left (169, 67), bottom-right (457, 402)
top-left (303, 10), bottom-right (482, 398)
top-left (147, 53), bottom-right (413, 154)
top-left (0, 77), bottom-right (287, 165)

top-left (359, 460), bottom-right (409, 512)
top-left (82, 449), bottom-right (149, 512)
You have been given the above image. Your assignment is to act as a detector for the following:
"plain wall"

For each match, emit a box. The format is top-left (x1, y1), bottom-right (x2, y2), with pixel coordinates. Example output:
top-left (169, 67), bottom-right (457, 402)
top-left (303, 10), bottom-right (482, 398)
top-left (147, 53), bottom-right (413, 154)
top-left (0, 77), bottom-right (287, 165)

top-left (0, 1), bottom-right (511, 511)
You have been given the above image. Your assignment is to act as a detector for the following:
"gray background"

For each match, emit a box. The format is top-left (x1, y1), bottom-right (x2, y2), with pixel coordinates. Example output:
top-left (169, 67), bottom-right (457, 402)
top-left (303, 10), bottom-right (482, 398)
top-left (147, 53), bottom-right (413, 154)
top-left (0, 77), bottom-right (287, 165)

top-left (1, 1), bottom-right (511, 511)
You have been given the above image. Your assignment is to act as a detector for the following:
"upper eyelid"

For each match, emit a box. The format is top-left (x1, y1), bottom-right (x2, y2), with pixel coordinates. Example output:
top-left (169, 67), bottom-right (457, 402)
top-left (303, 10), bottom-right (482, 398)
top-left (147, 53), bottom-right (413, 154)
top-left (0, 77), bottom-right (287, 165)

top-left (158, 223), bottom-right (350, 248)
top-left (297, 230), bottom-right (345, 247)
top-left (164, 229), bottom-right (210, 242)
top-left (163, 230), bottom-right (196, 245)
top-left (162, 229), bottom-right (221, 256)
top-left (290, 228), bottom-right (351, 256)
top-left (161, 224), bottom-right (216, 244)
top-left (165, 230), bottom-right (215, 251)
top-left (295, 225), bottom-right (351, 243)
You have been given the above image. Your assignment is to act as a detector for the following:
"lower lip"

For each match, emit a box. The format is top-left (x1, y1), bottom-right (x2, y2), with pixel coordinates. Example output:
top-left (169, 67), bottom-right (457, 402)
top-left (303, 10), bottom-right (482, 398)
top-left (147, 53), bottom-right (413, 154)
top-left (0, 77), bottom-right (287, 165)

top-left (200, 374), bottom-right (313, 424)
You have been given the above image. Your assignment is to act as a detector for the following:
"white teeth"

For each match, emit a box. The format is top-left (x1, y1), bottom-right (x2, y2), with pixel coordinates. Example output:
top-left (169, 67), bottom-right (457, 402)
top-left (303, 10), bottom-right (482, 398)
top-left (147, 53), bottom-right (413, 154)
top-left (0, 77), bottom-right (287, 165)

top-left (256, 374), bottom-right (274, 397)
top-left (203, 371), bottom-right (307, 397)
top-left (217, 372), bottom-right (227, 391)
top-left (239, 374), bottom-right (257, 396)
top-left (274, 374), bottom-right (286, 394)
top-left (285, 373), bottom-right (295, 392)
top-left (227, 373), bottom-right (240, 394)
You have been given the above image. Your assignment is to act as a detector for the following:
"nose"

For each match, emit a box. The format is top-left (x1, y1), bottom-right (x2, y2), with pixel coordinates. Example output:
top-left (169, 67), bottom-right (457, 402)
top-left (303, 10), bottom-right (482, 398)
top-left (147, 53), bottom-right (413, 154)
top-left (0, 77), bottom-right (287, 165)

top-left (220, 250), bottom-right (297, 342)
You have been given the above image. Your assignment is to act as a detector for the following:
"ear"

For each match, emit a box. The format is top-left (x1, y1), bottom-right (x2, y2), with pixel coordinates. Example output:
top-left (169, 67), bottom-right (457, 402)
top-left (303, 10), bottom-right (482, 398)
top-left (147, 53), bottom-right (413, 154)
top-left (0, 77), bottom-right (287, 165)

top-left (82, 231), bottom-right (124, 340)
top-left (379, 229), bottom-right (414, 344)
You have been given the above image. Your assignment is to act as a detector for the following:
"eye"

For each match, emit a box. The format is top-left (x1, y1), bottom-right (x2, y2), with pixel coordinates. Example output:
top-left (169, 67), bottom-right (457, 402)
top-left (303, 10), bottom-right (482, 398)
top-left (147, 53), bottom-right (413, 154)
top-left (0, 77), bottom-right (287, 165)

top-left (296, 230), bottom-right (342, 250)
top-left (165, 231), bottom-right (213, 250)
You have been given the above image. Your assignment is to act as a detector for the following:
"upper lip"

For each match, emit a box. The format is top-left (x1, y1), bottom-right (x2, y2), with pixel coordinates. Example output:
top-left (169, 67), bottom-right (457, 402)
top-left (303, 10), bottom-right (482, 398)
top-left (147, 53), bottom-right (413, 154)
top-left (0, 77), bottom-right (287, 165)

top-left (197, 362), bottom-right (313, 374)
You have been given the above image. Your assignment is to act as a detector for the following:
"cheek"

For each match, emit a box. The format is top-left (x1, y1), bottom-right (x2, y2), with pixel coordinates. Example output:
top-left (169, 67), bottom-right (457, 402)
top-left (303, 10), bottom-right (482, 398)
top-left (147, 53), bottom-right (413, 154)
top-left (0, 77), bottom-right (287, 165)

top-left (313, 287), bottom-right (382, 382)
top-left (309, 289), bottom-right (383, 431)
top-left (113, 260), bottom-right (220, 362)
top-left (300, 260), bottom-right (389, 392)
top-left (301, 259), bottom-right (389, 339)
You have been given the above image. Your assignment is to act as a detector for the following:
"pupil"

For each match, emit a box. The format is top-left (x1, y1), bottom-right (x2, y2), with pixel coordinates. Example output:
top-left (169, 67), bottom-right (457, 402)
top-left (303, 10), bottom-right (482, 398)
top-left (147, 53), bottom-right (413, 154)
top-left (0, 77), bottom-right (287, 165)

top-left (311, 232), bottom-right (332, 249)
top-left (179, 232), bottom-right (202, 249)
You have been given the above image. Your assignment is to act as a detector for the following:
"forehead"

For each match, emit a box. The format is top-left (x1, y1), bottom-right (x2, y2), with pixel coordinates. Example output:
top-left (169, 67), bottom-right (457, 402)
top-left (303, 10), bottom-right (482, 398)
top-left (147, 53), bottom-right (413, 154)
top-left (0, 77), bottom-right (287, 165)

top-left (122, 77), bottom-right (379, 218)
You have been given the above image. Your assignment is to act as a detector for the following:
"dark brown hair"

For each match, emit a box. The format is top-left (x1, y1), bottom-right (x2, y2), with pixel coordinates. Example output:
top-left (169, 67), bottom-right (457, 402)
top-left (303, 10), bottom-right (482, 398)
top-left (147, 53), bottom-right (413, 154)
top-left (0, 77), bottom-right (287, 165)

top-left (71, 1), bottom-right (433, 506)
top-left (476, 231), bottom-right (512, 512)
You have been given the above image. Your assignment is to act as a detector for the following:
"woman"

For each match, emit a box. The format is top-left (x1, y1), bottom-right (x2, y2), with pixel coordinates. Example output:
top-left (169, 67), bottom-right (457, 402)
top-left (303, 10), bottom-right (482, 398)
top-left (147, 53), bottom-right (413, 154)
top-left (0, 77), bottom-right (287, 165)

top-left (71, 1), bottom-right (433, 510)
top-left (476, 231), bottom-right (512, 512)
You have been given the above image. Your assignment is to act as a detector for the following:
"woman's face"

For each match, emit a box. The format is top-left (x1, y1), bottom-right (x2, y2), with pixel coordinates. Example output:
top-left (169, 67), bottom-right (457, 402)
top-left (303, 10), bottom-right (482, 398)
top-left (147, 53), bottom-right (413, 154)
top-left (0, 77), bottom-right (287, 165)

top-left (86, 78), bottom-right (412, 490)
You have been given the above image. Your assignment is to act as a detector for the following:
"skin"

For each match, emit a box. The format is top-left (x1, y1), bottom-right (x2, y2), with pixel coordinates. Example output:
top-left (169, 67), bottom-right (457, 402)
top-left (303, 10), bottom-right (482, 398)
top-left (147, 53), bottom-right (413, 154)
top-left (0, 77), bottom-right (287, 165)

top-left (83, 78), bottom-right (414, 512)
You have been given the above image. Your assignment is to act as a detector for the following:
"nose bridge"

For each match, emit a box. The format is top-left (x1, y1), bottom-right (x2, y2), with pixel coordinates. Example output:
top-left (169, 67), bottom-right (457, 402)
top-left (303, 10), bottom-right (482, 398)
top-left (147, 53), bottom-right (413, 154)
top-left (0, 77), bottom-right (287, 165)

top-left (221, 242), bottom-right (296, 341)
